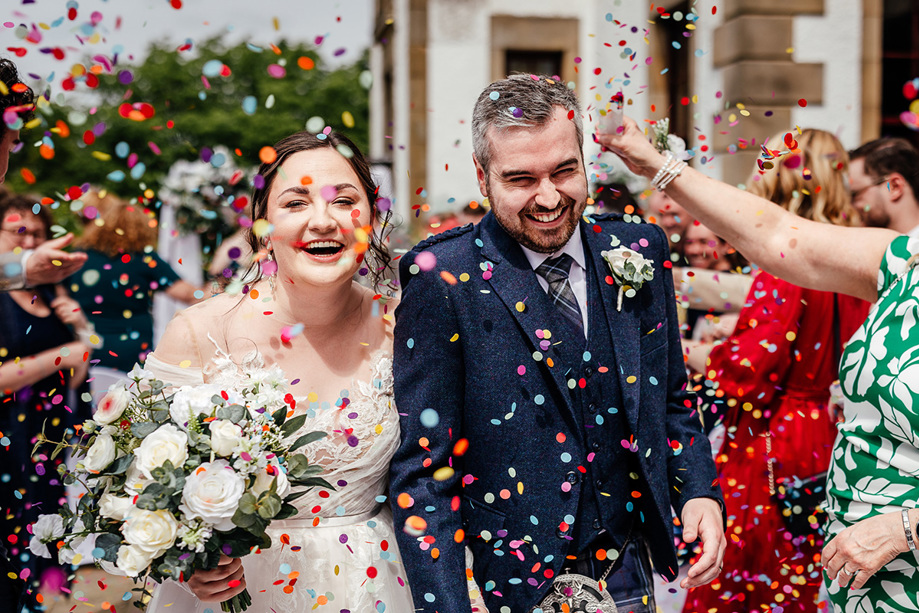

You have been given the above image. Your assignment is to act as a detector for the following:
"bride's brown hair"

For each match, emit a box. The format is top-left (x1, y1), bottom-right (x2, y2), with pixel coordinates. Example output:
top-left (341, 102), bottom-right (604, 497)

top-left (245, 131), bottom-right (393, 290)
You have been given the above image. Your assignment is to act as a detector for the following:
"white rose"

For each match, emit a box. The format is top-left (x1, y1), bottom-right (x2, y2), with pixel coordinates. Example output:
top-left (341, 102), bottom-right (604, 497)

top-left (134, 424), bottom-right (188, 479)
top-left (250, 462), bottom-right (291, 499)
top-left (99, 492), bottom-right (135, 521)
top-left (123, 463), bottom-right (149, 495)
top-left (28, 514), bottom-right (64, 559)
top-left (82, 432), bottom-right (117, 473)
top-left (122, 508), bottom-right (178, 557)
top-left (115, 544), bottom-right (156, 577)
top-left (128, 363), bottom-right (154, 382)
top-left (180, 460), bottom-right (246, 531)
top-left (169, 385), bottom-right (224, 430)
top-left (99, 558), bottom-right (127, 577)
top-left (93, 387), bottom-right (131, 425)
top-left (209, 420), bottom-right (242, 457)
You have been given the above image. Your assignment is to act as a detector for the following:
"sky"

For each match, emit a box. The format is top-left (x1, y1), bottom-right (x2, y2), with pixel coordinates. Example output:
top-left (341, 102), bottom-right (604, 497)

top-left (1, 0), bottom-right (374, 104)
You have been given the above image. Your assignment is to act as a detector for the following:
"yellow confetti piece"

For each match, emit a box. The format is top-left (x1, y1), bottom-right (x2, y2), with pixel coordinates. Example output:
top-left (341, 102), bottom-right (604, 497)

top-left (307, 392), bottom-right (319, 403)
top-left (273, 16), bottom-right (280, 30)
top-left (517, 481), bottom-right (524, 495)
top-left (342, 111), bottom-right (355, 128)
top-left (515, 301), bottom-right (525, 312)
top-left (179, 360), bottom-right (191, 368)
top-left (626, 375), bottom-right (637, 384)
top-left (433, 466), bottom-right (455, 481)
top-left (89, 334), bottom-right (100, 345)
top-left (375, 424), bottom-right (383, 435)
top-left (51, 259), bottom-right (62, 267)
top-left (449, 333), bottom-right (459, 342)
top-left (252, 218), bottom-right (272, 237)
top-left (459, 273), bottom-right (470, 282)
top-left (91, 151), bottom-right (112, 161)
top-left (786, 331), bottom-right (797, 341)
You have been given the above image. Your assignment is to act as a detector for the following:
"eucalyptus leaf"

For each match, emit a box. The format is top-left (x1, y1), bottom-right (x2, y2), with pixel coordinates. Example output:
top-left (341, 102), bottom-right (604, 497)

top-left (271, 406), bottom-right (287, 427)
top-left (288, 430), bottom-right (327, 452)
top-left (280, 414), bottom-right (308, 437)
top-left (131, 422), bottom-right (159, 439)
top-left (216, 404), bottom-right (246, 423)
top-left (103, 455), bottom-right (134, 476)
top-left (238, 492), bottom-right (257, 515)
top-left (290, 476), bottom-right (335, 490)
top-left (95, 532), bottom-right (121, 562)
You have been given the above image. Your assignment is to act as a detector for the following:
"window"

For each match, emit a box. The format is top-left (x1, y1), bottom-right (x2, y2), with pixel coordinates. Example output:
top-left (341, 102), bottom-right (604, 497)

top-left (505, 50), bottom-right (563, 78)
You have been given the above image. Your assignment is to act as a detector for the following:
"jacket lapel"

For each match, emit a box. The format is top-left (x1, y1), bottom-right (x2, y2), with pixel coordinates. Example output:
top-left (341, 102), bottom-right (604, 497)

top-left (582, 223), bottom-right (641, 436)
top-left (478, 215), bottom-right (579, 421)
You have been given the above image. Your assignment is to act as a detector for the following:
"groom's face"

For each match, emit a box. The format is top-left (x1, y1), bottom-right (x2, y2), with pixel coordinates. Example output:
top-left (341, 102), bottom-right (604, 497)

top-left (475, 106), bottom-right (588, 254)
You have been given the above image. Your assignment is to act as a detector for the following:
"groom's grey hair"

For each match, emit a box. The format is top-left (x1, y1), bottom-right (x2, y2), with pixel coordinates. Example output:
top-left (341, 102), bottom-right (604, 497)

top-left (471, 74), bottom-right (583, 176)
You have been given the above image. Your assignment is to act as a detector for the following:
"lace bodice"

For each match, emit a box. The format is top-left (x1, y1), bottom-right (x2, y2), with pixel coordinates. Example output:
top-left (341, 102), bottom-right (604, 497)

top-left (144, 342), bottom-right (401, 521)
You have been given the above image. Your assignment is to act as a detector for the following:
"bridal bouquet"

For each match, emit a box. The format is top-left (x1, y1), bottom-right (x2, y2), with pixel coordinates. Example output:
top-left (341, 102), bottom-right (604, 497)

top-left (29, 364), bottom-right (330, 612)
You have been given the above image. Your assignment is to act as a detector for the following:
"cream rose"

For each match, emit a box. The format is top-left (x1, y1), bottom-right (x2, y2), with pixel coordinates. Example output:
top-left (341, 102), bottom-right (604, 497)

top-left (28, 514), bottom-right (64, 559)
top-left (99, 492), bottom-right (135, 521)
top-left (93, 387), bottom-right (131, 425)
top-left (115, 544), bottom-right (156, 576)
top-left (209, 420), bottom-right (243, 457)
top-left (123, 463), bottom-right (149, 495)
top-left (134, 424), bottom-right (188, 479)
top-left (250, 462), bottom-right (291, 499)
top-left (169, 385), bottom-right (224, 430)
top-left (121, 508), bottom-right (178, 557)
top-left (82, 432), bottom-right (116, 473)
top-left (180, 460), bottom-right (246, 531)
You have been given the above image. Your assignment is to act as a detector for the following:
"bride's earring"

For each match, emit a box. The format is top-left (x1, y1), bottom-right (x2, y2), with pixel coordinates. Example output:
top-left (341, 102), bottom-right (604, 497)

top-left (265, 242), bottom-right (277, 295)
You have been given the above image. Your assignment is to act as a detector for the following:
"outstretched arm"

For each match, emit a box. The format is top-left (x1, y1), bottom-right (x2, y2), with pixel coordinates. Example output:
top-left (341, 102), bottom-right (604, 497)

top-left (598, 118), bottom-right (898, 302)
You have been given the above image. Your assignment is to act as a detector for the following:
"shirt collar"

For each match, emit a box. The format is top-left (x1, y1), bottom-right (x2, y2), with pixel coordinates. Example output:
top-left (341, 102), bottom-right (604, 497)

top-left (520, 225), bottom-right (586, 272)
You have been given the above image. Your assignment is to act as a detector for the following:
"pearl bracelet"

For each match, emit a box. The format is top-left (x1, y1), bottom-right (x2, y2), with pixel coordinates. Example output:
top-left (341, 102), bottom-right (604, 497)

top-left (651, 152), bottom-right (687, 191)
top-left (903, 508), bottom-right (916, 551)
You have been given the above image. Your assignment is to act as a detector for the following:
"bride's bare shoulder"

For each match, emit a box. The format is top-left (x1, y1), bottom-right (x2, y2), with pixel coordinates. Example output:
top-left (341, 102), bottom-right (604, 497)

top-left (153, 293), bottom-right (249, 366)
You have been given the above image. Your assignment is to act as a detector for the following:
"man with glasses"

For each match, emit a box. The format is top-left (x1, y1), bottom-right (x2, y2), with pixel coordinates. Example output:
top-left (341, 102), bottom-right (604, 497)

top-left (849, 138), bottom-right (919, 236)
top-left (0, 58), bottom-right (86, 292)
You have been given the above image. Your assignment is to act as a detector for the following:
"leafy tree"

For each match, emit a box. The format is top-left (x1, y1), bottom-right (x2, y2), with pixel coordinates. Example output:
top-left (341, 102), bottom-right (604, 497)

top-left (7, 37), bottom-right (370, 213)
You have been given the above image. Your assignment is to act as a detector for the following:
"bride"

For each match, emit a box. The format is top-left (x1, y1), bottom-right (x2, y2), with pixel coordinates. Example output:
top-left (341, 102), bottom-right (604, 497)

top-left (142, 131), bottom-right (415, 612)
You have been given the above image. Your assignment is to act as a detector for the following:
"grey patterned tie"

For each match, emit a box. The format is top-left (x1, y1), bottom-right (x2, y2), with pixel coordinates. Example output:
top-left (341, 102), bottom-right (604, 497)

top-left (535, 253), bottom-right (584, 334)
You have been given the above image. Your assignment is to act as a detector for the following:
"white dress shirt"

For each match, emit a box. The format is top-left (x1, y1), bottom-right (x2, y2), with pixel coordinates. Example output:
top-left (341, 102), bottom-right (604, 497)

top-left (520, 230), bottom-right (589, 337)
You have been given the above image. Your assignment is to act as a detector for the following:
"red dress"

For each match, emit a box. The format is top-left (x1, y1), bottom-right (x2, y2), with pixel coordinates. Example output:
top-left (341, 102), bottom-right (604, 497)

top-left (682, 271), bottom-right (868, 613)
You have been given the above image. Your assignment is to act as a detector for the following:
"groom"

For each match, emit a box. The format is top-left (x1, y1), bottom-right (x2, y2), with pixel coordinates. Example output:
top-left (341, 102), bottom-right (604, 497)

top-left (391, 75), bottom-right (725, 613)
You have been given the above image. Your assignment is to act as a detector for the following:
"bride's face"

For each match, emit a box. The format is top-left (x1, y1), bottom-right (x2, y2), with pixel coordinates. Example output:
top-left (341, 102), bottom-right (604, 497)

top-left (266, 148), bottom-right (372, 289)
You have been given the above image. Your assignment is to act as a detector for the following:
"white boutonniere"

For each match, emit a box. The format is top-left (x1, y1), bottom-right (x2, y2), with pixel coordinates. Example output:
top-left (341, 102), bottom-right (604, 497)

top-left (602, 247), bottom-right (654, 311)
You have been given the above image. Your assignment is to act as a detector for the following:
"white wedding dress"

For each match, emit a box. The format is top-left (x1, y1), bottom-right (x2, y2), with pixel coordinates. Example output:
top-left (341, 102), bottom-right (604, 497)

top-left (143, 341), bottom-right (415, 612)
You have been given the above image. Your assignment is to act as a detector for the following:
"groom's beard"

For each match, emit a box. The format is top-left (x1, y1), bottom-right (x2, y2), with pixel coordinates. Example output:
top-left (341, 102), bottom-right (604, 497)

top-left (489, 191), bottom-right (586, 254)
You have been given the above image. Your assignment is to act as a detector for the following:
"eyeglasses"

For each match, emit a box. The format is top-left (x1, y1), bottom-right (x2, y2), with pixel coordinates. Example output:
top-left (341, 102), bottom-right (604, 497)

top-left (850, 177), bottom-right (889, 201)
top-left (0, 227), bottom-right (46, 242)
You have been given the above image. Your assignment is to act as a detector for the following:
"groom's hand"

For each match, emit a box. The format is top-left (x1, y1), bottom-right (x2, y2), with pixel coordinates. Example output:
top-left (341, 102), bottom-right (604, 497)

top-left (679, 497), bottom-right (726, 589)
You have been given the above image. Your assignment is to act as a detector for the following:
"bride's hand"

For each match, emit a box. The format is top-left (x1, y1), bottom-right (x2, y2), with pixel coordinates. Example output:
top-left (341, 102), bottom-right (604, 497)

top-left (596, 116), bottom-right (668, 179)
top-left (186, 555), bottom-right (247, 602)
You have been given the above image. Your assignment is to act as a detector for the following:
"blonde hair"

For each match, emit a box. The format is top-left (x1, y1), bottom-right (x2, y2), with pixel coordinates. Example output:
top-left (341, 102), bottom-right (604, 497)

top-left (75, 191), bottom-right (158, 257)
top-left (746, 129), bottom-right (857, 226)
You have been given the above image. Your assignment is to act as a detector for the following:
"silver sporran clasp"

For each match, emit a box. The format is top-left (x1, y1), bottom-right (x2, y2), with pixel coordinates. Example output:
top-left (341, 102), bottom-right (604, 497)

top-left (533, 571), bottom-right (618, 613)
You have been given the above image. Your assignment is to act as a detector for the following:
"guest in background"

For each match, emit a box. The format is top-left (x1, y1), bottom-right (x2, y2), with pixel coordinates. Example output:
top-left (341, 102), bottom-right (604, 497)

top-left (645, 188), bottom-right (693, 263)
top-left (0, 192), bottom-right (93, 602)
top-left (455, 201), bottom-right (488, 226)
top-left (677, 129), bottom-right (870, 613)
top-left (848, 138), bottom-right (919, 236)
top-left (68, 191), bottom-right (203, 383)
top-left (679, 222), bottom-right (746, 344)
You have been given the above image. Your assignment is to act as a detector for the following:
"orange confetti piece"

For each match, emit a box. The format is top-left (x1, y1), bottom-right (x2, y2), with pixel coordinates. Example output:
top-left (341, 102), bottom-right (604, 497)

top-left (20, 168), bottom-right (35, 184)
top-left (259, 146), bottom-right (278, 164)
top-left (440, 271), bottom-right (457, 285)
top-left (298, 57), bottom-right (315, 70)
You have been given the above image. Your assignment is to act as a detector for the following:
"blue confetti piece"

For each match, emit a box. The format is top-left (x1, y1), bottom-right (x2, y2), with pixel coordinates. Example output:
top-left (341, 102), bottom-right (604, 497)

top-left (420, 408), bottom-right (439, 428)
top-left (241, 96), bottom-right (257, 116)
